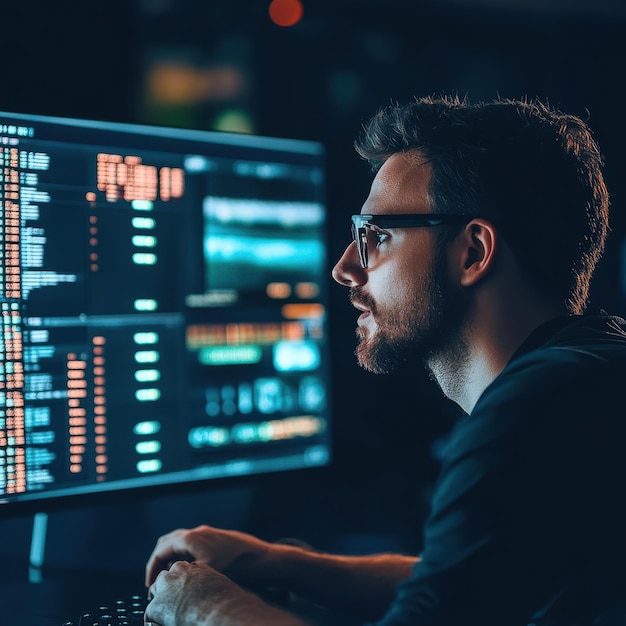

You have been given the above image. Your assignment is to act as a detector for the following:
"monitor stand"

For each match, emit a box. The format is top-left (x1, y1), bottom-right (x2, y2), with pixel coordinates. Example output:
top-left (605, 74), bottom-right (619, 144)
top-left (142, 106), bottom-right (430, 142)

top-left (29, 511), bottom-right (48, 583)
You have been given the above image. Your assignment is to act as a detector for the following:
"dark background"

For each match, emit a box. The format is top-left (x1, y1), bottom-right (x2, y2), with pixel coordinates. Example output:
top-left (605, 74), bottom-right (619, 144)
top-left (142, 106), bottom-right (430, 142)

top-left (1, 0), bottom-right (626, 621)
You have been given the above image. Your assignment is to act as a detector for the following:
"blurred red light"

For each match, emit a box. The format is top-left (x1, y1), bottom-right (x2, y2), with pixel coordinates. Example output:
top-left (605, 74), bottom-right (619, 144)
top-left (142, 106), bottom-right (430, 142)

top-left (269, 0), bottom-right (303, 27)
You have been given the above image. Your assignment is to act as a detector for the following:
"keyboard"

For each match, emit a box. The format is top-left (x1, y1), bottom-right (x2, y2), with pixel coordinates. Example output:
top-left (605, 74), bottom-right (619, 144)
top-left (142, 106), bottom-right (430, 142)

top-left (62, 593), bottom-right (147, 625)
top-left (60, 588), bottom-right (366, 626)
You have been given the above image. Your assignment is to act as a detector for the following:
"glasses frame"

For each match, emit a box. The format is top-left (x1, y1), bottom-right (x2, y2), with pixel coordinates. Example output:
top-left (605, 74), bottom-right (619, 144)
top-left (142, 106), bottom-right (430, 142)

top-left (351, 213), bottom-right (473, 268)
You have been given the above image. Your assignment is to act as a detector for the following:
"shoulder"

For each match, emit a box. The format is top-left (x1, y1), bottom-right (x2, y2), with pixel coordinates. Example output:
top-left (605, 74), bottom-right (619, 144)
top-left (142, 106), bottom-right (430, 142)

top-left (446, 323), bottom-right (626, 462)
top-left (480, 313), bottom-right (626, 416)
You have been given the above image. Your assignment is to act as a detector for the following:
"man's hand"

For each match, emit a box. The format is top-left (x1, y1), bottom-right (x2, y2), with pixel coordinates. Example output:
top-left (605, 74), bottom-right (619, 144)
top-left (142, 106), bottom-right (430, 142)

top-left (144, 561), bottom-right (305, 626)
top-left (145, 524), bottom-right (417, 621)
top-left (145, 525), bottom-right (273, 587)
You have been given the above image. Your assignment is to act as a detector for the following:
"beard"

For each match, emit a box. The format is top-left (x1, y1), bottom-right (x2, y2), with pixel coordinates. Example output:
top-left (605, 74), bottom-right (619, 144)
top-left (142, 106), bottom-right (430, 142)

top-left (350, 257), bottom-right (468, 376)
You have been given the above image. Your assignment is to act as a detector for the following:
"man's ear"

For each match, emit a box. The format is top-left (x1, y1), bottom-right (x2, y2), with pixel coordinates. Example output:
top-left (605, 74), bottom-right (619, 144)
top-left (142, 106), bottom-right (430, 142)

top-left (456, 218), bottom-right (498, 287)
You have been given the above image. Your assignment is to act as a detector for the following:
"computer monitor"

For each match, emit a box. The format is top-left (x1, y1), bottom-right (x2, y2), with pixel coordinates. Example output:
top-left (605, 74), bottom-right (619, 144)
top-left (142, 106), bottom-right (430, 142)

top-left (0, 111), bottom-right (330, 512)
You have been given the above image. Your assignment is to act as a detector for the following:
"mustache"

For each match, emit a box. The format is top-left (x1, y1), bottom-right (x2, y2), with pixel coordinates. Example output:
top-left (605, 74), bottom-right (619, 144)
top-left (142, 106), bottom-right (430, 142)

top-left (349, 287), bottom-right (377, 314)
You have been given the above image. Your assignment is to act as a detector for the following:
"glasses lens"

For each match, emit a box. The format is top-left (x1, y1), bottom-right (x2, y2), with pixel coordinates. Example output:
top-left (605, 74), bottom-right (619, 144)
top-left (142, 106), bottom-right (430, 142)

top-left (351, 221), bottom-right (368, 268)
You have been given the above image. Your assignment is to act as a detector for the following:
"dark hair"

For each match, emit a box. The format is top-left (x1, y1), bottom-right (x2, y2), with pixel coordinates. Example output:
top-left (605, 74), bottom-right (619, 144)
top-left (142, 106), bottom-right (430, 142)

top-left (354, 95), bottom-right (609, 314)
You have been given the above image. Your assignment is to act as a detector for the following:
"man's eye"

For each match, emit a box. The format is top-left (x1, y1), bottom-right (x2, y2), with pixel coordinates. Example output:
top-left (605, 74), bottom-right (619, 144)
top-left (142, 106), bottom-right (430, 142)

top-left (372, 230), bottom-right (389, 246)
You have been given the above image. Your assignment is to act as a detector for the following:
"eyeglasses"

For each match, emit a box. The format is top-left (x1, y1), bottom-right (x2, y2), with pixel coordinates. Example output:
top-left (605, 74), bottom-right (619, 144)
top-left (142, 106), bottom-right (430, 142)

top-left (351, 213), bottom-right (472, 268)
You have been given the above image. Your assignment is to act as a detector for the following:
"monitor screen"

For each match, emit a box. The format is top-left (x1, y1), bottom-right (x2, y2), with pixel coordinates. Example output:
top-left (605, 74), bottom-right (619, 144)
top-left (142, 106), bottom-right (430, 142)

top-left (0, 111), bottom-right (330, 508)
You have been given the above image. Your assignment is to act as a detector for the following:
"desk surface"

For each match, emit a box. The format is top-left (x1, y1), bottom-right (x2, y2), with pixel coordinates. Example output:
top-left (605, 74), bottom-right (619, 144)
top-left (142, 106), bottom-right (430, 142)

top-left (1, 565), bottom-right (145, 626)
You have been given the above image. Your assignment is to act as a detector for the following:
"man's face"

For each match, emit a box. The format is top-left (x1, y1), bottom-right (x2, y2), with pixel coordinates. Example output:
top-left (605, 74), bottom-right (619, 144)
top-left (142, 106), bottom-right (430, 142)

top-left (332, 152), bottom-right (467, 374)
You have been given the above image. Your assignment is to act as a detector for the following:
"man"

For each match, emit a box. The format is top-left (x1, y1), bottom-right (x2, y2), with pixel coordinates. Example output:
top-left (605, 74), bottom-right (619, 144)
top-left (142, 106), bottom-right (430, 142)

top-left (144, 96), bottom-right (626, 625)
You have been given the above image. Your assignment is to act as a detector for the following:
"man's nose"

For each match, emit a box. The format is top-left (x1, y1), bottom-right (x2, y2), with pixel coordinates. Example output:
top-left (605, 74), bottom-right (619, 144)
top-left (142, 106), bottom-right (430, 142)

top-left (331, 241), bottom-right (366, 287)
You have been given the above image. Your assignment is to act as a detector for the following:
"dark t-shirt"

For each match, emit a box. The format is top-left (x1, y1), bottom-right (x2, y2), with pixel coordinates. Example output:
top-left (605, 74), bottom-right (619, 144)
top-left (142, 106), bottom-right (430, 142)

top-left (373, 313), bottom-right (626, 625)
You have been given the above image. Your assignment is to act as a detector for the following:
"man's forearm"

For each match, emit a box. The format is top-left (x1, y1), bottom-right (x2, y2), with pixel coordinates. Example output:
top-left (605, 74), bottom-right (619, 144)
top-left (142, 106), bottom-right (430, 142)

top-left (266, 545), bottom-right (418, 621)
top-left (197, 588), bottom-right (309, 626)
